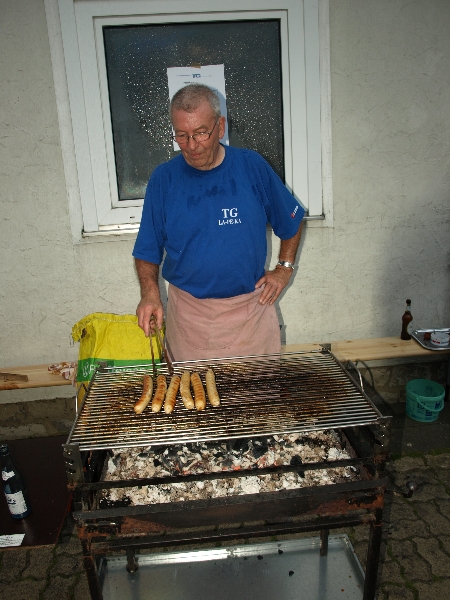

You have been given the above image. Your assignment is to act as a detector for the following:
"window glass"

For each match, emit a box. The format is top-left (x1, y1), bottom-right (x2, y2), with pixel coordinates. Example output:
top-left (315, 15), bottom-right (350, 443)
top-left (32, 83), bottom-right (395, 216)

top-left (103, 20), bottom-right (284, 201)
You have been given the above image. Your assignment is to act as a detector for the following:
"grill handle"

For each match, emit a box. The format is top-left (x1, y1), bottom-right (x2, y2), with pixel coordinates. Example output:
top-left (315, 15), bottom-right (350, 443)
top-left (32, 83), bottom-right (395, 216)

top-left (346, 360), bottom-right (364, 392)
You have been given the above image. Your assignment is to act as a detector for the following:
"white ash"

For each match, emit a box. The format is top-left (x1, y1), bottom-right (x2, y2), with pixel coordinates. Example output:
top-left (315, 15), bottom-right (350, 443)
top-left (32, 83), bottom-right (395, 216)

top-left (102, 431), bottom-right (359, 507)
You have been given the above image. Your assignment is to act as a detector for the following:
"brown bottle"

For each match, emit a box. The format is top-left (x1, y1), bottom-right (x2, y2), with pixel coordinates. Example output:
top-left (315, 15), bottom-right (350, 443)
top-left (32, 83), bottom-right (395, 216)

top-left (400, 299), bottom-right (413, 340)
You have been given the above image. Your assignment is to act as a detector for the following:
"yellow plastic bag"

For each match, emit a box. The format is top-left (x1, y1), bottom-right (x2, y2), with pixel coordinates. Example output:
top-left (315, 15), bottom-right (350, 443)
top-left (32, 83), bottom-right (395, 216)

top-left (71, 313), bottom-right (162, 388)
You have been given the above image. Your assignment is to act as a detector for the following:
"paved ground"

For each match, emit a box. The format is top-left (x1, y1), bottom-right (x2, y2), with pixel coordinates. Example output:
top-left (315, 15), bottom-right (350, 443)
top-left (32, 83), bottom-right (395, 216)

top-left (1, 367), bottom-right (450, 600)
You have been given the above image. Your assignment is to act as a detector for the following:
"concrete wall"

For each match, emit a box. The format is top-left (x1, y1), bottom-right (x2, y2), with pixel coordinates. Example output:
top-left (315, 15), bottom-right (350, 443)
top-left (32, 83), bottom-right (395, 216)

top-left (1, 0), bottom-right (449, 404)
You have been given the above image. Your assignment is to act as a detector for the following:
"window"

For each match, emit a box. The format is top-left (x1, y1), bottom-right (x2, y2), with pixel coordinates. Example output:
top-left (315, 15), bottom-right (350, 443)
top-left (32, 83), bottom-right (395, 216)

top-left (103, 19), bottom-right (286, 201)
top-left (48, 0), bottom-right (330, 238)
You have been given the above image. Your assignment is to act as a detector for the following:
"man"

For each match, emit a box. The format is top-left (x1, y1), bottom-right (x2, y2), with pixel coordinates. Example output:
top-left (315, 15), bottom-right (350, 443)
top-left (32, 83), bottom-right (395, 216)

top-left (133, 83), bottom-right (304, 361)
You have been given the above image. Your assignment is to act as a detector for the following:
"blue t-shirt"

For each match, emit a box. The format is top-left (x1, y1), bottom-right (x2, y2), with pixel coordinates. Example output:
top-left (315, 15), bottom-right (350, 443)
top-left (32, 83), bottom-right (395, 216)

top-left (133, 145), bottom-right (304, 299)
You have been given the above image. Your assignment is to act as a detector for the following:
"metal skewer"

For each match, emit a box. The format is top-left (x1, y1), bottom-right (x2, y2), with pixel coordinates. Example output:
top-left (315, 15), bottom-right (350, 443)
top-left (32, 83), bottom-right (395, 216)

top-left (152, 317), bottom-right (174, 376)
top-left (149, 331), bottom-right (157, 378)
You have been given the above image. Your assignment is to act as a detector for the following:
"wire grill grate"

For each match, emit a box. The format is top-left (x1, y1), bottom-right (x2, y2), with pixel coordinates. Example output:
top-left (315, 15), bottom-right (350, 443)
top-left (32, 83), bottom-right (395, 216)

top-left (67, 351), bottom-right (383, 450)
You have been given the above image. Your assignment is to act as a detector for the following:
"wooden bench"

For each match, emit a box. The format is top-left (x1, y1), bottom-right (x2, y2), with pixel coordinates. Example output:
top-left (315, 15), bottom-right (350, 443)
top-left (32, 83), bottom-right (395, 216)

top-left (1, 336), bottom-right (449, 392)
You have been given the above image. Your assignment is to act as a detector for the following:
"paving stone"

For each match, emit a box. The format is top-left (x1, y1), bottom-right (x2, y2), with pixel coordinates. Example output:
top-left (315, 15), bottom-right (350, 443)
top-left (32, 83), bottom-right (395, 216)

top-left (378, 584), bottom-right (415, 599)
top-left (408, 481), bottom-right (449, 503)
top-left (352, 540), bottom-right (367, 568)
top-left (432, 468), bottom-right (450, 486)
top-left (414, 579), bottom-right (450, 599)
top-left (413, 502), bottom-right (450, 536)
top-left (21, 546), bottom-right (55, 580)
top-left (435, 498), bottom-right (450, 519)
top-left (378, 559), bottom-right (404, 585)
top-left (51, 552), bottom-right (84, 577)
top-left (425, 453), bottom-right (450, 470)
top-left (388, 472), bottom-right (440, 498)
top-left (0, 548), bottom-right (28, 583)
top-left (55, 535), bottom-right (83, 556)
top-left (73, 572), bottom-right (91, 600)
top-left (0, 578), bottom-right (44, 600)
top-left (41, 574), bottom-right (77, 600)
top-left (414, 536), bottom-right (450, 578)
top-left (389, 538), bottom-right (430, 582)
top-left (384, 497), bottom-right (417, 524)
top-left (439, 535), bottom-right (450, 556)
top-left (388, 518), bottom-right (429, 540)
top-left (387, 456), bottom-right (426, 473)
top-left (351, 525), bottom-right (370, 543)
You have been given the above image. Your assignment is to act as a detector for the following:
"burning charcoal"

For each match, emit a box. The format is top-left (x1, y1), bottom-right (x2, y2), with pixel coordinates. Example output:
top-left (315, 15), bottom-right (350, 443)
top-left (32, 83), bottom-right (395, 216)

top-left (278, 549), bottom-right (283, 555)
top-left (257, 555), bottom-right (263, 560)
top-left (289, 571), bottom-right (294, 576)
top-left (101, 431), bottom-right (360, 506)
top-left (227, 438), bottom-right (245, 452)
top-left (99, 496), bottom-right (131, 509)
top-left (254, 438), bottom-right (269, 450)
top-left (221, 459), bottom-right (234, 470)
top-left (160, 456), bottom-right (181, 474)
top-left (252, 446), bottom-right (267, 459)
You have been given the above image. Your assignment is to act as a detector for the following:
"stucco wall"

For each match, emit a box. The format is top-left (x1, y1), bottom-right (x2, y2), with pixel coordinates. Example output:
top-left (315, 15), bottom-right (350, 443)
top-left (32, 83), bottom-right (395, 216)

top-left (1, 0), bottom-right (449, 403)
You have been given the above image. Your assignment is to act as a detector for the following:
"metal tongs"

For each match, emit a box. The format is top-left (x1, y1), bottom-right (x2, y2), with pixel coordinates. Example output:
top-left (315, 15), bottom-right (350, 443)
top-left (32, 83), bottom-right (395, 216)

top-left (151, 317), bottom-right (174, 376)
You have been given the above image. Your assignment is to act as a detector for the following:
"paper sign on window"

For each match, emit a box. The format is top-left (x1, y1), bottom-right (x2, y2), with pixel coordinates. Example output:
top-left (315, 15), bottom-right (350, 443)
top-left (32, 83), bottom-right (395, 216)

top-left (167, 65), bottom-right (229, 151)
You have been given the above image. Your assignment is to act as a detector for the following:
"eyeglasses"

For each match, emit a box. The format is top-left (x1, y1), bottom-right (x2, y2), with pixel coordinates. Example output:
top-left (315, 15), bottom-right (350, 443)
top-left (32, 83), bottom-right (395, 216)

top-left (172, 119), bottom-right (219, 145)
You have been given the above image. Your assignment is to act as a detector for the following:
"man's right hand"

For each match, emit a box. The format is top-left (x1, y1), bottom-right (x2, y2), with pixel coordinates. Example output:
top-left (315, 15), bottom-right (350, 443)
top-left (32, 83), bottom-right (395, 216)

top-left (136, 294), bottom-right (164, 337)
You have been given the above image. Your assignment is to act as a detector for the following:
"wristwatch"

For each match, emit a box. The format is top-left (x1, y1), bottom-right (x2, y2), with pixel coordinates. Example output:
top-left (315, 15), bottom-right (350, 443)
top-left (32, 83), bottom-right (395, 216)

top-left (277, 260), bottom-right (295, 270)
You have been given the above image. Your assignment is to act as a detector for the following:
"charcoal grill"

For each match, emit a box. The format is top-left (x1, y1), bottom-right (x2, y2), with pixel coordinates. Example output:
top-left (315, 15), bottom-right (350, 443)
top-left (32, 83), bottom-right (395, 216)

top-left (63, 348), bottom-right (391, 600)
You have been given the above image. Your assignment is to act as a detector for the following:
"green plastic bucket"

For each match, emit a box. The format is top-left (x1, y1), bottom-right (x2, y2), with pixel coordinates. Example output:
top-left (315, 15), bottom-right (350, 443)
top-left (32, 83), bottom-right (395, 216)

top-left (406, 379), bottom-right (445, 423)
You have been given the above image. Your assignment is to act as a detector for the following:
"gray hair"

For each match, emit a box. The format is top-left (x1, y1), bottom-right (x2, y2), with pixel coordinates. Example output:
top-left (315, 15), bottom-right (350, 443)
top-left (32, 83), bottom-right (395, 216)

top-left (169, 83), bottom-right (221, 121)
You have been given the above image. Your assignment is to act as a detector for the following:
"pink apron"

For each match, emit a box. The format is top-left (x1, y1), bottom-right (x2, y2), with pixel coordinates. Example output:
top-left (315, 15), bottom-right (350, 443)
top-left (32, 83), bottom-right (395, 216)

top-left (165, 284), bottom-right (281, 362)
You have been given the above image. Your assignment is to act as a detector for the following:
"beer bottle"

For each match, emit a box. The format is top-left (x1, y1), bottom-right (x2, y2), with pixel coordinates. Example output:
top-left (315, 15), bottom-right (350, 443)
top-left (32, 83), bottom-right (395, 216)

top-left (400, 299), bottom-right (413, 340)
top-left (0, 444), bottom-right (32, 519)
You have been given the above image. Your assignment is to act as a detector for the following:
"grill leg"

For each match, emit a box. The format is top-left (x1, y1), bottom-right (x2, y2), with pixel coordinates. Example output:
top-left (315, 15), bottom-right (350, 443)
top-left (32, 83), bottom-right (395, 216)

top-left (445, 354), bottom-right (450, 402)
top-left (320, 529), bottom-right (329, 556)
top-left (363, 509), bottom-right (383, 600)
top-left (80, 540), bottom-right (103, 600)
top-left (126, 547), bottom-right (139, 573)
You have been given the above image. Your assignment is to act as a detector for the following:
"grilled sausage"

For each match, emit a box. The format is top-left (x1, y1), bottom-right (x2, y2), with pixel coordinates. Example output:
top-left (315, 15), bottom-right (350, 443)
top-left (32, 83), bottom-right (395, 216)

top-left (205, 369), bottom-right (220, 407)
top-left (164, 375), bottom-right (181, 414)
top-left (191, 372), bottom-right (206, 411)
top-left (134, 374), bottom-right (153, 414)
top-left (180, 370), bottom-right (195, 410)
top-left (151, 375), bottom-right (167, 413)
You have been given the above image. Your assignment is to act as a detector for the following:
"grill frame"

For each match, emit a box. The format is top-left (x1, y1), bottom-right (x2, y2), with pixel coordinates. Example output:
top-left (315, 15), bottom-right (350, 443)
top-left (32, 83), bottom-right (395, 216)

top-left (64, 349), bottom-right (391, 600)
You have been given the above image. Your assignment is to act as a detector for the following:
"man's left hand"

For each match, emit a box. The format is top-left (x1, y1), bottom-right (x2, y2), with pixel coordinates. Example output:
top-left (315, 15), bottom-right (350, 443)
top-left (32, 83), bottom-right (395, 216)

top-left (255, 266), bottom-right (293, 305)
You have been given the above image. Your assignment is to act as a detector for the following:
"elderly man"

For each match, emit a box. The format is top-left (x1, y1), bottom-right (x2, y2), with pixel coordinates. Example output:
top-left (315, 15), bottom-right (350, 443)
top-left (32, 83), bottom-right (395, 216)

top-left (133, 83), bottom-right (304, 361)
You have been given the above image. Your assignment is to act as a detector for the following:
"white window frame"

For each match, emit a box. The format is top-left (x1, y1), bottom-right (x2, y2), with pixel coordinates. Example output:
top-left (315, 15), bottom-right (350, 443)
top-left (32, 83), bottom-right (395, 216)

top-left (46, 0), bottom-right (332, 240)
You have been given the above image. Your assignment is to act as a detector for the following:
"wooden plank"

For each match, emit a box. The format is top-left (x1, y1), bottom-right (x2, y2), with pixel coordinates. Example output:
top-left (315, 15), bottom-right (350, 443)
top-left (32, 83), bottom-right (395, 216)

top-left (0, 372), bottom-right (29, 382)
top-left (1, 337), bottom-right (448, 391)
top-left (0, 364), bottom-right (72, 391)
top-left (283, 337), bottom-right (450, 363)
